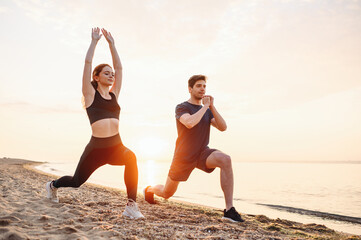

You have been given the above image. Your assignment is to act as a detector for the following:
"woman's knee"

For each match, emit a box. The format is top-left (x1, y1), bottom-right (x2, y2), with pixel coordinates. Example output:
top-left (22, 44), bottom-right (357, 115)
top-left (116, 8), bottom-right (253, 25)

top-left (120, 150), bottom-right (138, 170)
top-left (125, 150), bottom-right (137, 165)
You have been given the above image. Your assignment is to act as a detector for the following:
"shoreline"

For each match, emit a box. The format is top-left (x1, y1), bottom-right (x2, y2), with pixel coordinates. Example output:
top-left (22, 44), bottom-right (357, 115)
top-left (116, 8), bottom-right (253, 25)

top-left (256, 203), bottom-right (361, 225)
top-left (0, 157), bottom-right (360, 240)
top-left (35, 160), bottom-right (361, 234)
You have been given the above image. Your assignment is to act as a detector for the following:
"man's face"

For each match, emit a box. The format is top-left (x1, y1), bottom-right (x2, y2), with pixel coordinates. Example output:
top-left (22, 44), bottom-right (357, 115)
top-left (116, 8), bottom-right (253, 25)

top-left (189, 80), bottom-right (206, 100)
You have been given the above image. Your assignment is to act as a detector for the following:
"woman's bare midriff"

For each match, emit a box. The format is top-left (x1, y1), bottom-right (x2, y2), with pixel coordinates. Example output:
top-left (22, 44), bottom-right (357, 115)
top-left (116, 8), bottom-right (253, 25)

top-left (90, 118), bottom-right (119, 138)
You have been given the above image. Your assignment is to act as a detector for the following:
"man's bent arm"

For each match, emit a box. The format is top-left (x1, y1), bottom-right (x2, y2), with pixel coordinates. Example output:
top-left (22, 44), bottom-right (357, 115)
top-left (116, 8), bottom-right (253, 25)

top-left (179, 105), bottom-right (209, 129)
top-left (210, 105), bottom-right (227, 131)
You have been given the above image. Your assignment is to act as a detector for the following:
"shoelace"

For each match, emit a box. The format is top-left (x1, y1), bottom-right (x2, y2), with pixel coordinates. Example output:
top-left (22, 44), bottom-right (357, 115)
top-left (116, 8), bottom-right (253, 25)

top-left (50, 182), bottom-right (57, 191)
top-left (231, 209), bottom-right (241, 220)
top-left (127, 199), bottom-right (139, 210)
top-left (49, 183), bottom-right (57, 195)
top-left (228, 208), bottom-right (241, 218)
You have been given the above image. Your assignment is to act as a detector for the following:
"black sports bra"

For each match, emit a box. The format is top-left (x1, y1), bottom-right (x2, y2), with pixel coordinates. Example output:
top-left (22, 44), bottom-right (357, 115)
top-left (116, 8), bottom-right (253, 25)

top-left (86, 90), bottom-right (121, 124)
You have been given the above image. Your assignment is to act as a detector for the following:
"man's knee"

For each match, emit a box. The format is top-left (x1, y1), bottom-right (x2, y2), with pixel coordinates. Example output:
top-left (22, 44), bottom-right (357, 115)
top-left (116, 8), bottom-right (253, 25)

top-left (163, 190), bottom-right (174, 199)
top-left (162, 177), bottom-right (179, 199)
top-left (217, 154), bottom-right (232, 169)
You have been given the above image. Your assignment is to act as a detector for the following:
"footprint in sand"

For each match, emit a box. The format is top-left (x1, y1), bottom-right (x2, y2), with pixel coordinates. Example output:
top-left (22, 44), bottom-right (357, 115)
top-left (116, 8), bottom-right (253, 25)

top-left (0, 216), bottom-right (21, 227)
top-left (2, 232), bottom-right (30, 240)
top-left (66, 209), bottom-right (82, 215)
top-left (59, 226), bottom-right (78, 234)
top-left (38, 215), bottom-right (54, 222)
top-left (0, 228), bottom-right (9, 234)
top-left (0, 220), bottom-right (10, 227)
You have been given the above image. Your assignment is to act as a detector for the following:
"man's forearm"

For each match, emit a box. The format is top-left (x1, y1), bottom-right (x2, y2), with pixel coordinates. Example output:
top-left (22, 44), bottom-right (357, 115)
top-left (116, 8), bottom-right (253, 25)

top-left (210, 105), bottom-right (227, 131)
top-left (182, 105), bottom-right (209, 129)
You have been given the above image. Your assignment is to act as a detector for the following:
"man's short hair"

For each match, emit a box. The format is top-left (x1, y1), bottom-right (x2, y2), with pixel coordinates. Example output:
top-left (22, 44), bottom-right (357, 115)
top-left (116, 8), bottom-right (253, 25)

top-left (188, 75), bottom-right (207, 88)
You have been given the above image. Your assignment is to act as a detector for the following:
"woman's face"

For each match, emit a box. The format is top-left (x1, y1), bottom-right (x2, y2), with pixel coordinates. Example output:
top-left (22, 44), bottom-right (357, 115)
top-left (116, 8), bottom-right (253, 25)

top-left (95, 66), bottom-right (114, 86)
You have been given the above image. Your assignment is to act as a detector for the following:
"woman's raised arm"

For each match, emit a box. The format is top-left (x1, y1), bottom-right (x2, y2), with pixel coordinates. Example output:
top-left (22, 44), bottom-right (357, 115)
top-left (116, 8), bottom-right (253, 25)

top-left (101, 28), bottom-right (122, 98)
top-left (82, 28), bottom-right (102, 97)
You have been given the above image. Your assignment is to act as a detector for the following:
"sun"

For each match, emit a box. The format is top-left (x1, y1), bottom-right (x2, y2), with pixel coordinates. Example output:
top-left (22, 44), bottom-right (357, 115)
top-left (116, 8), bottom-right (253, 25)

top-left (134, 136), bottom-right (168, 160)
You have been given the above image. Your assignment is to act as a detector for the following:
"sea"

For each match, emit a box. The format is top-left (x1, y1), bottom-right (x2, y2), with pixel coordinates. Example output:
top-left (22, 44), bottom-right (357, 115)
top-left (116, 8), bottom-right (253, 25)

top-left (36, 161), bottom-right (361, 235)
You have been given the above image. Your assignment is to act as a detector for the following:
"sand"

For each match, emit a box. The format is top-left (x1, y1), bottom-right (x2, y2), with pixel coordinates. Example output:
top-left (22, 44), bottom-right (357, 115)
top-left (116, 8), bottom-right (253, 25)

top-left (0, 157), bottom-right (360, 240)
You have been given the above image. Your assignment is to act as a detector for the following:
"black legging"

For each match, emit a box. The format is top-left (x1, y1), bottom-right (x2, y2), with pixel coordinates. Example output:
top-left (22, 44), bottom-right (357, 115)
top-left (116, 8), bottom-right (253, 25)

top-left (53, 134), bottom-right (138, 201)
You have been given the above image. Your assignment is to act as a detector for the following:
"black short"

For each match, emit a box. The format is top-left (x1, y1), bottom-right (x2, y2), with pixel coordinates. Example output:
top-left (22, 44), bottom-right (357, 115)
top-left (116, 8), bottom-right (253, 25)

top-left (168, 147), bottom-right (218, 182)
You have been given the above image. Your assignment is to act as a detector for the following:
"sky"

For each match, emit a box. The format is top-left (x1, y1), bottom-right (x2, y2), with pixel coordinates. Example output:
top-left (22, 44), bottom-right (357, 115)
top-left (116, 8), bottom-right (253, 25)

top-left (0, 0), bottom-right (360, 163)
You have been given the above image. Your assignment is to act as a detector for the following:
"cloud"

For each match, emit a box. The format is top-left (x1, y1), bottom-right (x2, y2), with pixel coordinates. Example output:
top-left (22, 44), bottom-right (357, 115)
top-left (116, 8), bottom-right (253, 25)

top-left (0, 6), bottom-right (9, 13)
top-left (0, 101), bottom-right (82, 114)
top-left (6, 0), bottom-right (361, 116)
top-left (206, 0), bottom-right (361, 113)
top-left (12, 0), bottom-right (90, 48)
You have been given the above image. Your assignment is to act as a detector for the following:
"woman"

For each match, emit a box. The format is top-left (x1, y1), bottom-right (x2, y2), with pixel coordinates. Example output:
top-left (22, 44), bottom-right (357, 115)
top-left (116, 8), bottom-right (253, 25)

top-left (46, 28), bottom-right (144, 219)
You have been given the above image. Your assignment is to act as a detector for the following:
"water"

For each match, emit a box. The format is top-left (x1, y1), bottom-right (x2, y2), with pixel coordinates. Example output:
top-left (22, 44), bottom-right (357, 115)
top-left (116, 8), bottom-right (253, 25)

top-left (36, 161), bottom-right (361, 235)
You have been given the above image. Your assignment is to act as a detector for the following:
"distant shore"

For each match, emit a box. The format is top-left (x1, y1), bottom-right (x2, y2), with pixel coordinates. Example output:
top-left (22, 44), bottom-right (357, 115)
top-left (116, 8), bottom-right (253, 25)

top-left (0, 157), bottom-right (360, 240)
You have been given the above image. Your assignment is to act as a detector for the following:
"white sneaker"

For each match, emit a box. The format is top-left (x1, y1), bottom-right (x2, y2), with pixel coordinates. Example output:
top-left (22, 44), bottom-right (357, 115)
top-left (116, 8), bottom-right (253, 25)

top-left (122, 199), bottom-right (145, 219)
top-left (46, 181), bottom-right (59, 203)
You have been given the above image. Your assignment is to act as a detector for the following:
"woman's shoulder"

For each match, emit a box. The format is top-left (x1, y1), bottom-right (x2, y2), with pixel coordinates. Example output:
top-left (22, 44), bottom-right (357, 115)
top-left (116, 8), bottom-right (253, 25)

top-left (109, 90), bottom-right (119, 100)
top-left (83, 89), bottom-right (97, 108)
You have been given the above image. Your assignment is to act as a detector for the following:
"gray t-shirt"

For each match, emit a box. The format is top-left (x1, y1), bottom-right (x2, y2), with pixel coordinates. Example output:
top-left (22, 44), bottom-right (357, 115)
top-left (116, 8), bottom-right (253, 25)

top-left (173, 101), bottom-right (214, 163)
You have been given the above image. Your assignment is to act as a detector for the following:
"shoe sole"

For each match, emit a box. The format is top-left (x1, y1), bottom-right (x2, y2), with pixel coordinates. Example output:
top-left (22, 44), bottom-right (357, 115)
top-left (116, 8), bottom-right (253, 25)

top-left (122, 212), bottom-right (135, 219)
top-left (45, 182), bottom-right (52, 199)
top-left (222, 216), bottom-right (244, 223)
top-left (45, 182), bottom-right (59, 203)
top-left (122, 212), bottom-right (144, 220)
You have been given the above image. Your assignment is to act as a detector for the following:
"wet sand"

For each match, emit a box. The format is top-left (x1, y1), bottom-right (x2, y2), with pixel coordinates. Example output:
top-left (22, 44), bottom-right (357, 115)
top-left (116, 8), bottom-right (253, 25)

top-left (0, 157), bottom-right (360, 240)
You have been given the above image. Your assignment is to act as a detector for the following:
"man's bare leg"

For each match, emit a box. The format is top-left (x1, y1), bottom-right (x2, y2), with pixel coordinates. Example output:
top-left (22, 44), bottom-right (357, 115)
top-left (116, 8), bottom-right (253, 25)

top-left (205, 151), bottom-right (234, 211)
top-left (145, 177), bottom-right (179, 203)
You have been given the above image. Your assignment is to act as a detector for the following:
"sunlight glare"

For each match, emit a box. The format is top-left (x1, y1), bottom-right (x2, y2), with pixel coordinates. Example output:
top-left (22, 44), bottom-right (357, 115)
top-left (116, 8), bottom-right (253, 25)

top-left (134, 136), bottom-right (168, 160)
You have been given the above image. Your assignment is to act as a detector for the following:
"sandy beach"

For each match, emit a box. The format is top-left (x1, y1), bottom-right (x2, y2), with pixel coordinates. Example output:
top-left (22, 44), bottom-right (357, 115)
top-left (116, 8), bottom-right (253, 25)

top-left (0, 158), bottom-right (360, 240)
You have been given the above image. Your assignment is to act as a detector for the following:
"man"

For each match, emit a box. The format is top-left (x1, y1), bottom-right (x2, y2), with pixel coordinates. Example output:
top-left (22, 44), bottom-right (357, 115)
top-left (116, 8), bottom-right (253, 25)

top-left (144, 75), bottom-right (244, 222)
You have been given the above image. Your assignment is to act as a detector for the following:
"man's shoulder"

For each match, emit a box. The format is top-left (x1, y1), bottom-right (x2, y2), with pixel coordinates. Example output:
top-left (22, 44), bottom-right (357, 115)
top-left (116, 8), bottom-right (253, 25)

top-left (175, 102), bottom-right (191, 119)
top-left (176, 101), bottom-right (190, 109)
top-left (177, 101), bottom-right (189, 106)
